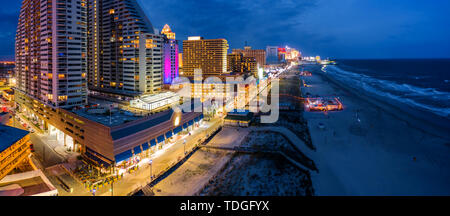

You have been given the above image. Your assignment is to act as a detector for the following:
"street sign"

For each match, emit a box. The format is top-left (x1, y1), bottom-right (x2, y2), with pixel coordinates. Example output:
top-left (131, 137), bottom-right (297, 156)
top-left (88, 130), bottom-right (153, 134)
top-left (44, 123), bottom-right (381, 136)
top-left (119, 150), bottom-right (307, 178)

top-left (149, 160), bottom-right (153, 165)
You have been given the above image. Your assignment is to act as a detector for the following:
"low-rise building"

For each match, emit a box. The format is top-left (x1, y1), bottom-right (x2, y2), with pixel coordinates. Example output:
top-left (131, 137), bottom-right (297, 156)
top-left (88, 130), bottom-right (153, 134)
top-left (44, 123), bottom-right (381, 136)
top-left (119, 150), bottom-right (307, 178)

top-left (224, 110), bottom-right (254, 127)
top-left (14, 90), bottom-right (202, 170)
top-left (130, 92), bottom-right (180, 112)
top-left (0, 125), bottom-right (30, 180)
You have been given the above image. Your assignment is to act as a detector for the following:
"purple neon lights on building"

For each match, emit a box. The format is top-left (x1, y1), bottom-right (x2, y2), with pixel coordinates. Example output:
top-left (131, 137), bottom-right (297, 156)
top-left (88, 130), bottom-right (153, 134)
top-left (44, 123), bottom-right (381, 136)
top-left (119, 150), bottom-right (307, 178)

top-left (163, 39), bottom-right (179, 84)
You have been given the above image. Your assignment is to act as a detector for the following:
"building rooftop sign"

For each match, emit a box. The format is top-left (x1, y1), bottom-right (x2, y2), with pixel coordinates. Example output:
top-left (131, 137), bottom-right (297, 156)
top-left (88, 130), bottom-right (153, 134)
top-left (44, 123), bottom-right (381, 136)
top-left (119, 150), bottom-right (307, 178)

top-left (188, 36), bottom-right (203, 41)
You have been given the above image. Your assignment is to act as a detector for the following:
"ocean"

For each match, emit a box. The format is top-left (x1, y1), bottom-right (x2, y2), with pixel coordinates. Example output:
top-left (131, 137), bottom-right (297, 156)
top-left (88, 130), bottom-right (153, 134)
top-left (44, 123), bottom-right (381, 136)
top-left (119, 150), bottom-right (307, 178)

top-left (321, 59), bottom-right (450, 118)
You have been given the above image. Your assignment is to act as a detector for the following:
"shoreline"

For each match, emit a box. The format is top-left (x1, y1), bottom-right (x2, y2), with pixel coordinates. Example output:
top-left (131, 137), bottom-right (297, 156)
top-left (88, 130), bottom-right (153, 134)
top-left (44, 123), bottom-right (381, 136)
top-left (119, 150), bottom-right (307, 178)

top-left (301, 65), bottom-right (450, 195)
top-left (314, 65), bottom-right (450, 140)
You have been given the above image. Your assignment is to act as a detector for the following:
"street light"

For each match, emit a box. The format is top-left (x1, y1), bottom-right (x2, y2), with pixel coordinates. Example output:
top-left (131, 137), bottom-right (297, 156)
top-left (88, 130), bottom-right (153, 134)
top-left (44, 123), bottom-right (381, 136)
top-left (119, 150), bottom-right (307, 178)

top-left (149, 159), bottom-right (153, 181)
top-left (111, 163), bottom-right (115, 196)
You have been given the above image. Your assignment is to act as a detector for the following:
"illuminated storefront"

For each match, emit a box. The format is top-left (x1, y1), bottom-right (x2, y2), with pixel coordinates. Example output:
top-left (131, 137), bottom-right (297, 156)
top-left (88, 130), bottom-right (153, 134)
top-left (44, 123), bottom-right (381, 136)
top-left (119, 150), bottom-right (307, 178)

top-left (113, 113), bottom-right (204, 172)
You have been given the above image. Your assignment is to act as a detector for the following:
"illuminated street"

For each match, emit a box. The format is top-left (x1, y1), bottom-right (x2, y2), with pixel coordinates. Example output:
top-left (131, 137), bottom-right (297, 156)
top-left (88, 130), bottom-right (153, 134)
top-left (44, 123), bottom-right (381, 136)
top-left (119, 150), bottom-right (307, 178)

top-left (1, 0), bottom-right (449, 206)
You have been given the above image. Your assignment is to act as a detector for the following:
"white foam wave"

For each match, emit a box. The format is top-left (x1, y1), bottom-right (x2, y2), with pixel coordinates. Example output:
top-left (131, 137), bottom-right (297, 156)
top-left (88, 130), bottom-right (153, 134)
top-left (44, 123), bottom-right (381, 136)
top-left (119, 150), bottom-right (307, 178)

top-left (324, 66), bottom-right (450, 117)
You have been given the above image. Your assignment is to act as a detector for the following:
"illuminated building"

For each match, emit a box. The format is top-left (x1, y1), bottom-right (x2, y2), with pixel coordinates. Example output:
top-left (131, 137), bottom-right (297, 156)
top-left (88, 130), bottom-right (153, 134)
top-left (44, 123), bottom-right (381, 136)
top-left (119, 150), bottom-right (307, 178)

top-left (161, 24), bottom-right (176, 40)
top-left (278, 47), bottom-right (287, 63)
top-left (0, 125), bottom-right (30, 180)
top-left (161, 24), bottom-right (179, 85)
top-left (14, 0), bottom-right (202, 170)
top-left (0, 62), bottom-right (14, 86)
top-left (14, 91), bottom-right (201, 168)
top-left (170, 74), bottom-right (265, 116)
top-left (227, 53), bottom-right (257, 77)
top-left (182, 37), bottom-right (229, 77)
top-left (242, 57), bottom-right (258, 77)
top-left (15, 0), bottom-right (88, 108)
top-left (266, 46), bottom-right (279, 65)
top-left (87, 0), bottom-right (163, 95)
top-left (224, 110), bottom-right (254, 127)
top-left (227, 53), bottom-right (244, 73)
top-left (179, 53), bottom-right (183, 69)
top-left (285, 46), bottom-right (301, 61)
top-left (130, 92), bottom-right (180, 111)
top-left (232, 46), bottom-right (266, 67)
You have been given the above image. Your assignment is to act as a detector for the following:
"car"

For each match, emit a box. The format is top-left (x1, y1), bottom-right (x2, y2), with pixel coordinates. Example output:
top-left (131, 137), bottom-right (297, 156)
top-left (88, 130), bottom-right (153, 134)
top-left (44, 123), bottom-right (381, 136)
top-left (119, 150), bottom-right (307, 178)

top-left (29, 144), bottom-right (35, 152)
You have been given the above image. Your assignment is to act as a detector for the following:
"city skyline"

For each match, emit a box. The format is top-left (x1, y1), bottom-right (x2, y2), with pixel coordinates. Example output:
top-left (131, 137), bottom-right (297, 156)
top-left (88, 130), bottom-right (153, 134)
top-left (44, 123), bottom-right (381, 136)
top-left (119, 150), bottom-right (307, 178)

top-left (1, 0), bottom-right (450, 60)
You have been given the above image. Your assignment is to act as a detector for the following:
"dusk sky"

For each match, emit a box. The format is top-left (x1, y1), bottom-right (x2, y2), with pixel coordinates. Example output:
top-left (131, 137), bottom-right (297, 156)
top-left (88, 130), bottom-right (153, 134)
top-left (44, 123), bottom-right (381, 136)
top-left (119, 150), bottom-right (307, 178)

top-left (1, 0), bottom-right (449, 60)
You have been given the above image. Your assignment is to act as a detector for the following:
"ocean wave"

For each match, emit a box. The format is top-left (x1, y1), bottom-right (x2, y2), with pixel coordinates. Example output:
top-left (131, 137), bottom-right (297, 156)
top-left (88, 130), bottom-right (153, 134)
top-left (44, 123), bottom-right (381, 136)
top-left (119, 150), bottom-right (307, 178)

top-left (323, 65), bottom-right (450, 118)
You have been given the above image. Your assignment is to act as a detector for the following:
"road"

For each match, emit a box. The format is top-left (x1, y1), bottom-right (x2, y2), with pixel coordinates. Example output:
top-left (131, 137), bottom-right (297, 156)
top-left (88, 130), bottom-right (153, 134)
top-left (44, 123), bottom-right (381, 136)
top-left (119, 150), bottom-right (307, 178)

top-left (11, 115), bottom-right (64, 168)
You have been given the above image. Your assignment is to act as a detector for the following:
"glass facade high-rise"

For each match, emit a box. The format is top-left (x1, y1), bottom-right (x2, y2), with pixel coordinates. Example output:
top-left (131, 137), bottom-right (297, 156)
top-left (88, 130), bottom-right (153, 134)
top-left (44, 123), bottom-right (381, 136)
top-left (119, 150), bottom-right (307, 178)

top-left (266, 46), bottom-right (279, 65)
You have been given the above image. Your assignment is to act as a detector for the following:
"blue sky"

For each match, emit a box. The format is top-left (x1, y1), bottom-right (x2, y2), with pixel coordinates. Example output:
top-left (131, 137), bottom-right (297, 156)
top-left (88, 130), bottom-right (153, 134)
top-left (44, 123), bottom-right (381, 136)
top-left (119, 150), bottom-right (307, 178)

top-left (1, 0), bottom-right (449, 60)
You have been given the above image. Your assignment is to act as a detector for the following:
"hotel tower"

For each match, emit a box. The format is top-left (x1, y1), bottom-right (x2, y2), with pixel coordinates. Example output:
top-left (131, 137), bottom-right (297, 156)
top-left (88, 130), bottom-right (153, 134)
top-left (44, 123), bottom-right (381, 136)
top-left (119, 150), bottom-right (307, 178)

top-left (13, 0), bottom-right (203, 169)
top-left (232, 46), bottom-right (266, 68)
top-left (88, 0), bottom-right (163, 95)
top-left (161, 24), bottom-right (179, 85)
top-left (182, 37), bottom-right (229, 77)
top-left (15, 0), bottom-right (88, 108)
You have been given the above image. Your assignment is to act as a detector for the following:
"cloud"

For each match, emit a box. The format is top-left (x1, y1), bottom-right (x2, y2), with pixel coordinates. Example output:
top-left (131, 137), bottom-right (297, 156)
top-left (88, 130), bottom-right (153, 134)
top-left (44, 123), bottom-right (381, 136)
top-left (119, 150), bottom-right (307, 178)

top-left (138, 0), bottom-right (317, 50)
top-left (1, 0), bottom-right (449, 59)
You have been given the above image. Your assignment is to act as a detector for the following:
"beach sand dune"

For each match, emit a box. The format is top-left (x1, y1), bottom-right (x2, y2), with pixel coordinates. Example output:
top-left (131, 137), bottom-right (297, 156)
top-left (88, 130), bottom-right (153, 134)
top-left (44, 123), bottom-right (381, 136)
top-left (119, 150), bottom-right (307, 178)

top-left (302, 66), bottom-right (450, 195)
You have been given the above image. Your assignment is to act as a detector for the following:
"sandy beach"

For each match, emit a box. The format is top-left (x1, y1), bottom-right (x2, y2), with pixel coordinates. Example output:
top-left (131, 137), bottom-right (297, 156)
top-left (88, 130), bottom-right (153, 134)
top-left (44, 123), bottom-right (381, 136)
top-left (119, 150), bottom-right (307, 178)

top-left (302, 65), bottom-right (450, 195)
top-left (151, 127), bottom-right (250, 196)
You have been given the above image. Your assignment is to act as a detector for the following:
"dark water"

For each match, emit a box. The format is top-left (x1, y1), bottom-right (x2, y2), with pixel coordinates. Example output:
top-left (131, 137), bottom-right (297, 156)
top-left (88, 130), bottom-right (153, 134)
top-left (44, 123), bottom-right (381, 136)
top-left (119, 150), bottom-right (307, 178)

top-left (322, 59), bottom-right (450, 118)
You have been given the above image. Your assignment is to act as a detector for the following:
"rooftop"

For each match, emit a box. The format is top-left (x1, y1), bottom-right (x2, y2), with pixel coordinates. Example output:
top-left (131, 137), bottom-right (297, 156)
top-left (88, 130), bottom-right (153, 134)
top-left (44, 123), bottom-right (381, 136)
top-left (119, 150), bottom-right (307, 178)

top-left (111, 109), bottom-right (174, 140)
top-left (133, 91), bottom-right (179, 104)
top-left (0, 124), bottom-right (29, 153)
top-left (72, 107), bottom-right (142, 127)
top-left (225, 111), bottom-right (254, 122)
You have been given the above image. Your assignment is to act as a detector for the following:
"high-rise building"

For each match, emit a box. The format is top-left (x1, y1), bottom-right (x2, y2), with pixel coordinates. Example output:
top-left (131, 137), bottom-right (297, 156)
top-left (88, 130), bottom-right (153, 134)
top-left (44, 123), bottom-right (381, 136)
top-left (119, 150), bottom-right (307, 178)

top-left (266, 46), bottom-right (279, 65)
top-left (242, 57), bottom-right (258, 77)
top-left (227, 53), bottom-right (257, 77)
top-left (227, 53), bottom-right (244, 73)
top-left (88, 0), bottom-right (163, 95)
top-left (182, 36), bottom-right (229, 77)
top-left (15, 0), bottom-right (88, 108)
top-left (278, 47), bottom-right (287, 63)
top-left (232, 46), bottom-right (266, 67)
top-left (14, 0), bottom-right (203, 170)
top-left (179, 53), bottom-right (183, 68)
top-left (161, 24), bottom-right (179, 85)
top-left (161, 24), bottom-right (175, 40)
